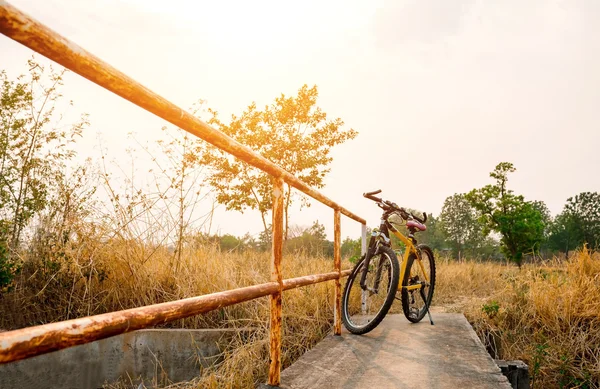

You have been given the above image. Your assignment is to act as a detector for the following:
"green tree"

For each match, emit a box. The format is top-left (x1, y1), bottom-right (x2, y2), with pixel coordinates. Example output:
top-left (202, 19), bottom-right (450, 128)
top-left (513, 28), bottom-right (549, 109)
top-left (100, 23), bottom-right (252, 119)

top-left (530, 200), bottom-right (552, 255)
top-left (341, 236), bottom-right (361, 260)
top-left (439, 194), bottom-right (486, 260)
top-left (564, 192), bottom-right (600, 250)
top-left (465, 162), bottom-right (545, 267)
top-left (201, 85), bottom-right (357, 238)
top-left (548, 211), bottom-right (579, 257)
top-left (548, 192), bottom-right (600, 254)
top-left (257, 225), bottom-right (273, 252)
top-left (0, 60), bottom-right (87, 286)
top-left (285, 220), bottom-right (331, 257)
top-left (218, 234), bottom-right (243, 252)
top-left (531, 200), bottom-right (552, 228)
top-left (416, 213), bottom-right (450, 251)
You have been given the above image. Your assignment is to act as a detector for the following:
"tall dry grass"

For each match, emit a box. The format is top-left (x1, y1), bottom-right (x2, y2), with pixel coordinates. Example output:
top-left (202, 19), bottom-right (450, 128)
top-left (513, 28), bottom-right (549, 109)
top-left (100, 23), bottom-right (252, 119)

top-left (1, 231), bottom-right (342, 388)
top-left (4, 233), bottom-right (600, 388)
top-left (437, 250), bottom-right (600, 389)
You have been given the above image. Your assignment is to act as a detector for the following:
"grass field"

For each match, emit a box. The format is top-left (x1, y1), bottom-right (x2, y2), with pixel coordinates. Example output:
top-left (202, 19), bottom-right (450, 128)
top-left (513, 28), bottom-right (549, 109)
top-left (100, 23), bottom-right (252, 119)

top-left (2, 242), bottom-right (598, 388)
top-left (437, 250), bottom-right (600, 389)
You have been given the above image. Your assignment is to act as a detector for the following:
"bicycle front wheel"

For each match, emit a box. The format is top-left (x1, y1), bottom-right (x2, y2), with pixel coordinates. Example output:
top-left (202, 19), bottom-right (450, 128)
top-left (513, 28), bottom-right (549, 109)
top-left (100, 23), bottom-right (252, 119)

top-left (341, 246), bottom-right (400, 335)
top-left (401, 244), bottom-right (436, 323)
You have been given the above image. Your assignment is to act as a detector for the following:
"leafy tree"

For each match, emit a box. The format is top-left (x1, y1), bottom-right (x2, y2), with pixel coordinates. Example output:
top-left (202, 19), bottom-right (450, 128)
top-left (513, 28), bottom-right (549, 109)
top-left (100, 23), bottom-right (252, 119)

top-left (341, 236), bottom-right (361, 260)
top-left (285, 220), bottom-right (331, 257)
top-left (217, 234), bottom-right (244, 252)
top-left (548, 211), bottom-right (579, 257)
top-left (201, 85), bottom-right (357, 238)
top-left (189, 232), bottom-right (256, 252)
top-left (475, 236), bottom-right (504, 261)
top-left (564, 192), bottom-right (600, 250)
top-left (415, 213), bottom-right (450, 251)
top-left (531, 200), bottom-right (552, 228)
top-left (530, 200), bottom-right (553, 255)
top-left (465, 162), bottom-right (545, 267)
top-left (439, 194), bottom-right (486, 260)
top-left (257, 225), bottom-right (273, 251)
top-left (0, 60), bottom-right (87, 285)
top-left (0, 60), bottom-right (87, 249)
top-left (548, 192), bottom-right (600, 254)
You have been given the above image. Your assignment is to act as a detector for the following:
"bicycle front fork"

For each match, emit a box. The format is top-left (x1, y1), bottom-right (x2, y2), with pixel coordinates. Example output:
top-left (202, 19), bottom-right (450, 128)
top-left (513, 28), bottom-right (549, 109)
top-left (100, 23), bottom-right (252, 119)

top-left (359, 247), bottom-right (384, 294)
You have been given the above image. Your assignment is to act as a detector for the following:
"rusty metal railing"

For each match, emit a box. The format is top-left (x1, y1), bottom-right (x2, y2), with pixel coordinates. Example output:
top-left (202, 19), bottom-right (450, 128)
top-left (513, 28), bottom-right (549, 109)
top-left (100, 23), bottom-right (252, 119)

top-left (0, 2), bottom-right (367, 386)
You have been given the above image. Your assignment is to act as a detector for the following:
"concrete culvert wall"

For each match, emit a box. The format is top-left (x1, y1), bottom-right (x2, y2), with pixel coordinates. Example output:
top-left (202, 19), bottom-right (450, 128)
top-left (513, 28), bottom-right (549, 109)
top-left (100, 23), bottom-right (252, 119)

top-left (0, 328), bottom-right (250, 389)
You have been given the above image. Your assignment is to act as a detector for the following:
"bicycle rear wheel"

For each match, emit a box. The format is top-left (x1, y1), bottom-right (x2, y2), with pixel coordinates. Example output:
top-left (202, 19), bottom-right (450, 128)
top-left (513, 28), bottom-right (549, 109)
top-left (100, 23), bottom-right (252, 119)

top-left (401, 244), bottom-right (436, 323)
top-left (342, 246), bottom-right (399, 334)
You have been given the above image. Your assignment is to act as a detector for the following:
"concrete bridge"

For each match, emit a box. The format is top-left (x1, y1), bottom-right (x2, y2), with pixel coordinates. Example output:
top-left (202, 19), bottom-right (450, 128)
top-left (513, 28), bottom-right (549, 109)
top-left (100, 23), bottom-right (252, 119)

top-left (271, 313), bottom-right (515, 389)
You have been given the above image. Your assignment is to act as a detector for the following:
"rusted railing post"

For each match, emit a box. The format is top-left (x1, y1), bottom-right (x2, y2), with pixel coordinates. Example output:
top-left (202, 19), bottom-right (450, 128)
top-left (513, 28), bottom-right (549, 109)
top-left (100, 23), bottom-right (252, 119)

top-left (333, 210), bottom-right (342, 335)
top-left (268, 177), bottom-right (284, 386)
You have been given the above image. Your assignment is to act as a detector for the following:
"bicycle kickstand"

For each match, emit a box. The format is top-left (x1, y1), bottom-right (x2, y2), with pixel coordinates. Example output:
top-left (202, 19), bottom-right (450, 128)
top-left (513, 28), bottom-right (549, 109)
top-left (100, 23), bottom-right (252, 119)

top-left (419, 285), bottom-right (434, 326)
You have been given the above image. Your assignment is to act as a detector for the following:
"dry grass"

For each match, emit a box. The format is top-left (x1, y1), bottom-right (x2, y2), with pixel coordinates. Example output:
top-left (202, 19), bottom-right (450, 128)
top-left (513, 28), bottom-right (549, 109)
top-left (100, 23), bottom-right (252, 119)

top-left (436, 250), bottom-right (600, 389)
top-left (4, 239), bottom-right (600, 388)
top-left (1, 235), bottom-right (342, 388)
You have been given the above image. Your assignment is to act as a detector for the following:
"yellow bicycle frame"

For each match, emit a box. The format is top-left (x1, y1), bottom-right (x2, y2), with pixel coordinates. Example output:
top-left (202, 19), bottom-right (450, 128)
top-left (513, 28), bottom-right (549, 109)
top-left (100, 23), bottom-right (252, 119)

top-left (389, 227), bottom-right (429, 292)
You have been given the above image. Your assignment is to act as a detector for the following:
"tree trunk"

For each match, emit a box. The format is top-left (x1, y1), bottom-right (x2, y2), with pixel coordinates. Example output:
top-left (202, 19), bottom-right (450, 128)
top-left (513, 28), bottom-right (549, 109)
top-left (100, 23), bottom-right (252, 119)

top-left (260, 211), bottom-right (268, 238)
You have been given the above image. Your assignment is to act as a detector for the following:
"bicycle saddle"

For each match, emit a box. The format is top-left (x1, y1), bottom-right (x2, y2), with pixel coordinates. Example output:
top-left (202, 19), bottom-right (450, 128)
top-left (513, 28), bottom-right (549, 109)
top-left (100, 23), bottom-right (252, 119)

top-left (406, 220), bottom-right (427, 231)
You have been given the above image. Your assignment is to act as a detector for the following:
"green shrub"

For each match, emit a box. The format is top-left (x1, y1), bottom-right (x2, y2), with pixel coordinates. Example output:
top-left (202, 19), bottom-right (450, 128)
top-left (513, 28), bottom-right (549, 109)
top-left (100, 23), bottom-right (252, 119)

top-left (481, 300), bottom-right (500, 318)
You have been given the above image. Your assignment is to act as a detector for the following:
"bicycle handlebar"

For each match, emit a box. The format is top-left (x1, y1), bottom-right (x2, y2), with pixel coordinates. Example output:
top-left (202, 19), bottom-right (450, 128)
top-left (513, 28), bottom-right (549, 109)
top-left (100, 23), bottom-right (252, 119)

top-left (364, 189), bottom-right (382, 196)
top-left (363, 189), bottom-right (427, 224)
top-left (363, 190), bottom-right (382, 202)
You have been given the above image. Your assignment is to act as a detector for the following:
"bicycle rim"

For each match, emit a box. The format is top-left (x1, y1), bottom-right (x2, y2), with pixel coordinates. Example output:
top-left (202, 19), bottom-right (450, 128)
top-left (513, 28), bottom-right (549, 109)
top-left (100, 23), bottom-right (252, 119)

top-left (342, 247), bottom-right (399, 334)
top-left (401, 245), bottom-right (436, 323)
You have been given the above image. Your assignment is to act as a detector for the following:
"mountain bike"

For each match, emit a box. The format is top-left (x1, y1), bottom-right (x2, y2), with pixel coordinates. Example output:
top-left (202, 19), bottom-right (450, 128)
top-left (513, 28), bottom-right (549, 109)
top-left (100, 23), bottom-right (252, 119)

top-left (341, 189), bottom-right (436, 334)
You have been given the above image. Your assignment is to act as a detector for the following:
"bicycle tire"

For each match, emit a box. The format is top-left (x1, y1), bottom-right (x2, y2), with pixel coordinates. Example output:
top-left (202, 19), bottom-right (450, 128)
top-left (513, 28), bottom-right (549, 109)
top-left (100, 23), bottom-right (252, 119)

top-left (341, 246), bottom-right (400, 334)
top-left (401, 244), bottom-right (436, 323)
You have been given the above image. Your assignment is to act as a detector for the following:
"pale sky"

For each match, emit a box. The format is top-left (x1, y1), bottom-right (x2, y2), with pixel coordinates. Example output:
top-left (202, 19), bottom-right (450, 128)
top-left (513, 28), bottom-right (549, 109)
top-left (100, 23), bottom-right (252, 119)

top-left (1, 0), bottom-right (599, 239)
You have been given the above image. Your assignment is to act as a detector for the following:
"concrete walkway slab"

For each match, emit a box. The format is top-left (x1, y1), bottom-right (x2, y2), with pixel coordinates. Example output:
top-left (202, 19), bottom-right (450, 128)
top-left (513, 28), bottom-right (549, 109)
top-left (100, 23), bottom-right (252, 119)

top-left (277, 313), bottom-right (511, 389)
